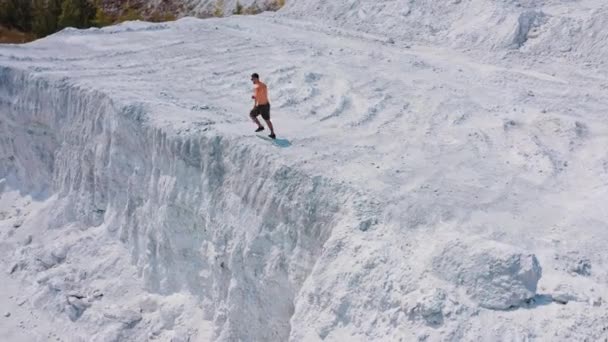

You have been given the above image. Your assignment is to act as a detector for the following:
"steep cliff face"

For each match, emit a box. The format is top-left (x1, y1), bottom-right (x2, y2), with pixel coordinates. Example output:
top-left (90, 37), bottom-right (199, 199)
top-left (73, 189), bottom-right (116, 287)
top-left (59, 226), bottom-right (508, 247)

top-left (0, 62), bottom-right (356, 340)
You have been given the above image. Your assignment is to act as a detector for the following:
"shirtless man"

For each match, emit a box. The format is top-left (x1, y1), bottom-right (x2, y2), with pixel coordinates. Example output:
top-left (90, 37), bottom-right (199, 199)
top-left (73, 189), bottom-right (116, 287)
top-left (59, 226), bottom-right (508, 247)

top-left (249, 73), bottom-right (276, 139)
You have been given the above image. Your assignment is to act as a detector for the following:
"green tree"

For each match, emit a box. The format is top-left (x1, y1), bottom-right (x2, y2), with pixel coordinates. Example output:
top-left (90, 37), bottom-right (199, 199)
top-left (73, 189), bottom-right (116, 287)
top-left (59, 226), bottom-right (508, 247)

top-left (92, 0), bottom-right (113, 27)
top-left (0, 0), bottom-right (33, 31)
top-left (58, 0), bottom-right (82, 28)
top-left (0, 1), bottom-right (12, 26)
top-left (270, 0), bottom-right (285, 11)
top-left (148, 10), bottom-right (176, 23)
top-left (243, 5), bottom-right (260, 15)
top-left (58, 0), bottom-right (95, 29)
top-left (117, 8), bottom-right (141, 22)
top-left (31, 0), bottom-right (62, 37)
top-left (213, 0), bottom-right (224, 17)
top-left (233, 0), bottom-right (242, 15)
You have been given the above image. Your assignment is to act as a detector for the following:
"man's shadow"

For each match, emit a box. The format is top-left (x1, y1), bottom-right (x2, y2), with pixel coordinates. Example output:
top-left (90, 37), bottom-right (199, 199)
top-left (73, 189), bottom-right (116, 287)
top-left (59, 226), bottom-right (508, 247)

top-left (257, 135), bottom-right (292, 148)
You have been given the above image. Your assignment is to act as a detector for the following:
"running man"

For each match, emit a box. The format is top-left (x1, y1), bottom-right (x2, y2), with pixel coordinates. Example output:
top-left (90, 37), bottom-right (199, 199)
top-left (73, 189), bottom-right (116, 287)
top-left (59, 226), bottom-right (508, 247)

top-left (249, 73), bottom-right (276, 139)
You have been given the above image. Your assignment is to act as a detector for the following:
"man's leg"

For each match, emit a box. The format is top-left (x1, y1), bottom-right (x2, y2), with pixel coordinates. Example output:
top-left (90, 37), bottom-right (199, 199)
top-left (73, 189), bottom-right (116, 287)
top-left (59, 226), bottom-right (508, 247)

top-left (261, 105), bottom-right (275, 138)
top-left (250, 108), bottom-right (264, 130)
top-left (264, 119), bottom-right (275, 135)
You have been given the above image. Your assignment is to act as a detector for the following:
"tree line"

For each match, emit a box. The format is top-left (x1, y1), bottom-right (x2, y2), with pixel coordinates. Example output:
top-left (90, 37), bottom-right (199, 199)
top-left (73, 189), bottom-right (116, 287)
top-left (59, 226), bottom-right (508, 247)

top-left (1, 0), bottom-right (286, 41)
top-left (0, 0), bottom-right (173, 39)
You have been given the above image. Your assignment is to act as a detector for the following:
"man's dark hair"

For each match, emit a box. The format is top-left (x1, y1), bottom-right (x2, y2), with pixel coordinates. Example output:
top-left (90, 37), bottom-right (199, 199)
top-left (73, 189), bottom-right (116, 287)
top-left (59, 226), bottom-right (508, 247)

top-left (251, 73), bottom-right (259, 79)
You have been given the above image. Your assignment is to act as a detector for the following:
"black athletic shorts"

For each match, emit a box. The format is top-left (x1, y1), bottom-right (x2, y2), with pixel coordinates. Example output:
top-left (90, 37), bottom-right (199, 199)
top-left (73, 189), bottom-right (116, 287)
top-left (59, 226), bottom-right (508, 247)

top-left (250, 103), bottom-right (270, 120)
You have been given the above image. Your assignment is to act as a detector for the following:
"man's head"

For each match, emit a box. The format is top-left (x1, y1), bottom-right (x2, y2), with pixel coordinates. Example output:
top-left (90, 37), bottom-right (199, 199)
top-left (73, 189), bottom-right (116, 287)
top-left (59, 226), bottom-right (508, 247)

top-left (251, 73), bottom-right (260, 84)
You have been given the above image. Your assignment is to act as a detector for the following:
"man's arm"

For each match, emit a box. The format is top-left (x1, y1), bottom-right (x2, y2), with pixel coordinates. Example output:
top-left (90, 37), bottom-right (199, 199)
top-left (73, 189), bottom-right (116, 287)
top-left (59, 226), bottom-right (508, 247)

top-left (252, 86), bottom-right (258, 108)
